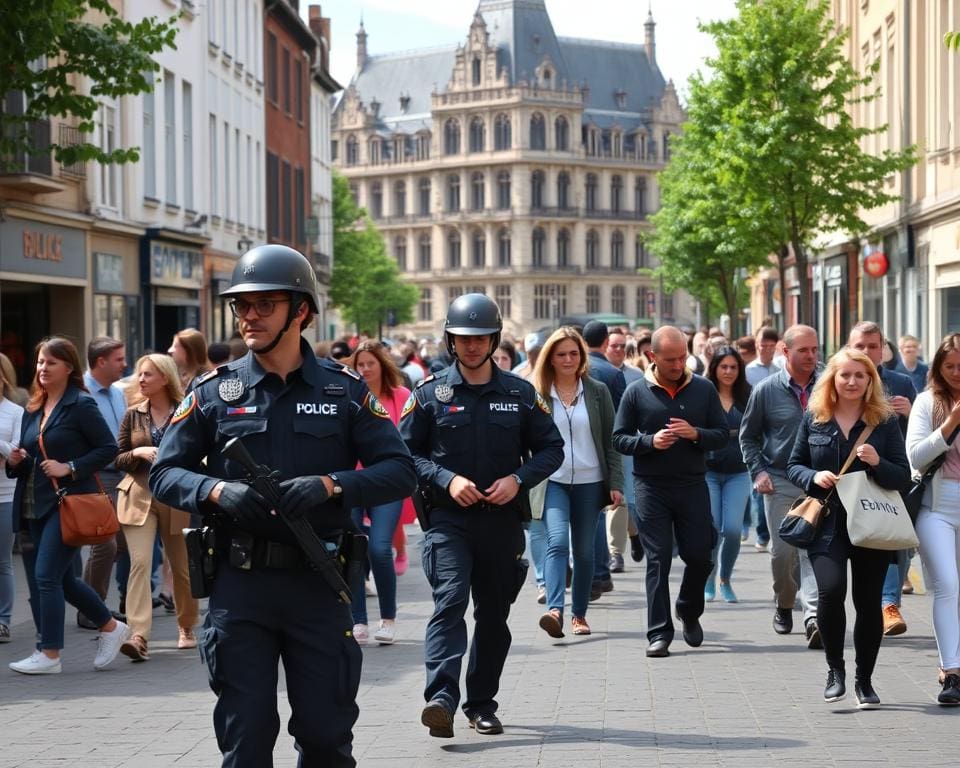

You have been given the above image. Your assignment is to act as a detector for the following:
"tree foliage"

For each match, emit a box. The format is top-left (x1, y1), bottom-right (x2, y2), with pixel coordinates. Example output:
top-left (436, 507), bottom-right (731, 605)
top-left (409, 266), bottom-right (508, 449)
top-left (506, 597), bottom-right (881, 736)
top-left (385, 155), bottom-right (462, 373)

top-left (330, 173), bottom-right (418, 335)
top-left (947, 31), bottom-right (960, 49)
top-left (0, 0), bottom-right (178, 169)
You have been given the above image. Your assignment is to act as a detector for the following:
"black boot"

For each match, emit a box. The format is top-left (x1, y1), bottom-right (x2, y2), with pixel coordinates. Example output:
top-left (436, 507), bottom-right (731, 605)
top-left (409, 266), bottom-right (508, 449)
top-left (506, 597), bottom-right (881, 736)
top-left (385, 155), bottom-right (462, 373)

top-left (824, 667), bottom-right (846, 702)
top-left (854, 677), bottom-right (880, 709)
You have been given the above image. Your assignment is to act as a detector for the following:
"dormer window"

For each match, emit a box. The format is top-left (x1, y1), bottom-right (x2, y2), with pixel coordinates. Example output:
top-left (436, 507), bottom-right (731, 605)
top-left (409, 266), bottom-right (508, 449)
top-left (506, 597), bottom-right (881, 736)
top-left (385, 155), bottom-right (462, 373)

top-left (399, 93), bottom-right (410, 113)
top-left (615, 88), bottom-right (627, 109)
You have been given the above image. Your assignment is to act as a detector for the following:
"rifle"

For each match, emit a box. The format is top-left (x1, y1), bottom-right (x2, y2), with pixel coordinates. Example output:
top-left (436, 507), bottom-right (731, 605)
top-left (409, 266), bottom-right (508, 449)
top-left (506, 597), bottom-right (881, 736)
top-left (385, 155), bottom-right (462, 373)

top-left (221, 436), bottom-right (353, 604)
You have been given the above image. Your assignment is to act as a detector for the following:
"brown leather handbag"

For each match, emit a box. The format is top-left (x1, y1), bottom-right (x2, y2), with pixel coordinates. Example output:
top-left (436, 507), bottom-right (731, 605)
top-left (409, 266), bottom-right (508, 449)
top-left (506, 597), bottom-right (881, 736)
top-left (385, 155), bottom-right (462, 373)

top-left (38, 433), bottom-right (119, 547)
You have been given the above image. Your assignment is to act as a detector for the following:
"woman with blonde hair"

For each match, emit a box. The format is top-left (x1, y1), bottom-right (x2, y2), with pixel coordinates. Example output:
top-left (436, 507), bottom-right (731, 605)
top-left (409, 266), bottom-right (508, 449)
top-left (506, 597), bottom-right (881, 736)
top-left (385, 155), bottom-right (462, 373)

top-left (167, 328), bottom-right (211, 390)
top-left (114, 354), bottom-right (198, 661)
top-left (787, 348), bottom-right (910, 707)
top-left (0, 353), bottom-right (29, 407)
top-left (531, 327), bottom-right (622, 638)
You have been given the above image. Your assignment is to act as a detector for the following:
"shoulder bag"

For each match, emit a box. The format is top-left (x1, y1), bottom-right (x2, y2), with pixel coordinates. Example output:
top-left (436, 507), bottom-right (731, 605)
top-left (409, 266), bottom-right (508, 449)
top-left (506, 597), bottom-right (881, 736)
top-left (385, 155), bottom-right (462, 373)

top-left (904, 427), bottom-right (958, 521)
top-left (39, 433), bottom-right (119, 547)
top-left (837, 468), bottom-right (918, 550)
top-left (778, 426), bottom-right (873, 549)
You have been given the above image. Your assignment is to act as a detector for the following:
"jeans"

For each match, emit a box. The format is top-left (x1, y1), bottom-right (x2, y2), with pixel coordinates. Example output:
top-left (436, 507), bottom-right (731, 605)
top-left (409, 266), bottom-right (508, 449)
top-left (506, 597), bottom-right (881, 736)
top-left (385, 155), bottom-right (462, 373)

top-left (593, 514), bottom-right (611, 581)
top-left (24, 510), bottom-right (112, 649)
top-left (0, 501), bottom-right (13, 625)
top-left (543, 481), bottom-right (604, 618)
top-left (350, 502), bottom-right (402, 625)
top-left (880, 550), bottom-right (911, 608)
top-left (705, 471), bottom-right (751, 584)
top-left (527, 518), bottom-right (546, 588)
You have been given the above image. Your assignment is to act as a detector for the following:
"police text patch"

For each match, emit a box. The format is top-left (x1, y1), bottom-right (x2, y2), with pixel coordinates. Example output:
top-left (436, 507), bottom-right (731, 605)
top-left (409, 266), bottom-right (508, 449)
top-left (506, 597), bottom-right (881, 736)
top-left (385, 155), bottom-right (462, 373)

top-left (296, 402), bottom-right (338, 415)
top-left (490, 402), bottom-right (519, 413)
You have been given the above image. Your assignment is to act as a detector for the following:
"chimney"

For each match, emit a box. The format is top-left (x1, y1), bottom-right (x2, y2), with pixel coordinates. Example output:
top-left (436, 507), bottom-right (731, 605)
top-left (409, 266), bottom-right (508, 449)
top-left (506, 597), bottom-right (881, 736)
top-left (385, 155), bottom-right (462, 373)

top-left (356, 20), bottom-right (368, 71)
top-left (644, 7), bottom-right (656, 65)
top-left (308, 5), bottom-right (331, 73)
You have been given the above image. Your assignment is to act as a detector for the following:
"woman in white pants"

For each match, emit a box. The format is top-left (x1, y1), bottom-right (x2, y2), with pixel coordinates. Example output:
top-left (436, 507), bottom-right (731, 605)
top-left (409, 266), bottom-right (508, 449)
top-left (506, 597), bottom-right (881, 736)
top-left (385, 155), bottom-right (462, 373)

top-left (906, 333), bottom-right (960, 705)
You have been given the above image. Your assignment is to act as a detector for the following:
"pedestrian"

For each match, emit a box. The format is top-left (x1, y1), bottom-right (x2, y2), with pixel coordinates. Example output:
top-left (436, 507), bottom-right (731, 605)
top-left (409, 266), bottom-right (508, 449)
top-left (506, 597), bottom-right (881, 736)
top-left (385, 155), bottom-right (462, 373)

top-left (400, 293), bottom-right (563, 738)
top-left (704, 346), bottom-right (753, 604)
top-left (492, 341), bottom-right (518, 372)
top-left (787, 348), bottom-right (910, 707)
top-left (512, 332), bottom-right (544, 379)
top-left (740, 325), bottom-right (822, 647)
top-left (612, 326), bottom-right (728, 658)
top-left (0, 367), bottom-right (25, 642)
top-left (905, 332), bottom-right (960, 704)
top-left (532, 327), bottom-right (623, 638)
top-left (168, 328), bottom-right (211, 391)
top-left (5, 337), bottom-right (129, 674)
top-left (745, 327), bottom-right (780, 387)
top-left (0, 353), bottom-right (29, 407)
top-left (344, 340), bottom-right (412, 646)
top-left (149, 245), bottom-right (416, 767)
top-left (897, 334), bottom-right (929, 394)
top-left (114, 354), bottom-right (198, 662)
top-left (736, 336), bottom-right (757, 366)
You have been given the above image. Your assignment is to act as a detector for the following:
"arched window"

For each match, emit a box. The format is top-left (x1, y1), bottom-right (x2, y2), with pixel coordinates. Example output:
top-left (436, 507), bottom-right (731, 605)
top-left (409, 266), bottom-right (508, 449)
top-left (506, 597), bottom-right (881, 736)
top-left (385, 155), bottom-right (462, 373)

top-left (498, 227), bottom-right (511, 266)
top-left (418, 177), bottom-right (431, 215)
top-left (446, 174), bottom-right (460, 212)
top-left (586, 229), bottom-right (599, 268)
top-left (448, 230), bottom-right (461, 269)
top-left (494, 114), bottom-right (511, 150)
top-left (532, 227), bottom-right (545, 268)
top-left (557, 228), bottom-right (570, 267)
top-left (443, 118), bottom-right (460, 155)
top-left (345, 135), bottom-right (358, 166)
top-left (369, 138), bottom-right (381, 165)
top-left (472, 58), bottom-right (482, 86)
top-left (611, 175), bottom-right (623, 213)
top-left (531, 170), bottom-right (545, 209)
top-left (635, 176), bottom-right (647, 217)
top-left (471, 172), bottom-right (485, 211)
top-left (497, 171), bottom-right (511, 210)
top-left (555, 116), bottom-right (569, 151)
top-left (394, 236), bottom-right (407, 270)
top-left (530, 112), bottom-right (545, 150)
top-left (469, 117), bottom-right (485, 153)
top-left (556, 172), bottom-right (570, 209)
top-left (393, 180), bottom-right (406, 217)
top-left (586, 285), bottom-right (600, 313)
top-left (471, 229), bottom-right (485, 268)
top-left (611, 285), bottom-right (625, 314)
top-left (416, 131), bottom-right (431, 160)
top-left (611, 231), bottom-right (624, 269)
top-left (418, 233), bottom-right (432, 271)
top-left (585, 173), bottom-right (597, 212)
top-left (370, 182), bottom-right (382, 219)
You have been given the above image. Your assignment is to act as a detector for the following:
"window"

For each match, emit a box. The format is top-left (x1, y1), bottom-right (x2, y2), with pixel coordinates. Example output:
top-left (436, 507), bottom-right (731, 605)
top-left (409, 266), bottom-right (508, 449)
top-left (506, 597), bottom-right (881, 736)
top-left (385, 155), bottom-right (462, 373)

top-left (419, 287), bottom-right (432, 321)
top-left (532, 227), bottom-right (545, 268)
top-left (586, 229), bottom-right (599, 267)
top-left (611, 231), bottom-right (624, 269)
top-left (611, 285), bottom-right (625, 315)
top-left (369, 138), bottom-right (381, 165)
top-left (246, 135), bottom-right (252, 228)
top-left (182, 82), bottom-right (193, 210)
top-left (531, 170), bottom-right (544, 209)
top-left (557, 229), bottom-right (570, 267)
top-left (444, 118), bottom-right (460, 155)
top-left (255, 139), bottom-right (262, 229)
top-left (494, 114), bottom-right (511, 150)
top-left (472, 57), bottom-right (481, 86)
top-left (97, 104), bottom-right (118, 208)
top-left (585, 173), bottom-right (597, 212)
top-left (498, 227), bottom-right (511, 266)
top-left (143, 71), bottom-right (156, 198)
top-left (495, 285), bottom-right (511, 318)
top-left (447, 174), bottom-right (460, 212)
top-left (295, 59), bottom-right (303, 122)
top-left (471, 229), bottom-right (485, 268)
top-left (395, 236), bottom-right (407, 270)
top-left (611, 175), bottom-right (623, 213)
top-left (635, 176), bottom-right (647, 217)
top-left (394, 180), bottom-right (406, 217)
top-left (281, 160), bottom-right (292, 240)
top-left (209, 115), bottom-right (217, 216)
top-left (586, 285), bottom-right (600, 313)
top-left (534, 284), bottom-right (566, 319)
top-left (471, 172), bottom-right (485, 211)
top-left (448, 286), bottom-right (464, 303)
top-left (635, 236), bottom-right (648, 269)
top-left (530, 112), bottom-right (545, 149)
top-left (224, 124), bottom-right (230, 219)
top-left (164, 69), bottom-right (176, 204)
top-left (662, 131), bottom-right (670, 161)
top-left (448, 231), bottom-right (462, 269)
top-left (638, 286), bottom-right (656, 318)
top-left (416, 131), bottom-right (430, 160)
top-left (282, 47), bottom-right (291, 113)
top-left (419, 177), bottom-right (431, 215)
top-left (267, 33), bottom-right (277, 103)
top-left (557, 172), bottom-right (570, 209)
top-left (555, 116), bottom-right (569, 151)
top-left (662, 293), bottom-right (674, 318)
top-left (295, 166), bottom-right (305, 245)
top-left (235, 127), bottom-right (241, 221)
top-left (370, 181), bottom-right (382, 219)
top-left (419, 233), bottom-right (432, 271)
top-left (469, 117), bottom-right (485, 152)
top-left (346, 135), bottom-right (358, 165)
top-left (497, 171), bottom-right (511, 210)
top-left (267, 151), bottom-right (279, 237)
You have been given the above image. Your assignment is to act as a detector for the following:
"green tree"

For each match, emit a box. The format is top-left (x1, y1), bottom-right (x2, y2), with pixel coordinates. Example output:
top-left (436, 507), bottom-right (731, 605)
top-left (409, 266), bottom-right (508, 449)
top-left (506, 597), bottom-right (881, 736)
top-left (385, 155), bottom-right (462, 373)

top-left (330, 173), bottom-right (418, 335)
top-left (946, 31), bottom-right (960, 49)
top-left (0, 0), bottom-right (178, 170)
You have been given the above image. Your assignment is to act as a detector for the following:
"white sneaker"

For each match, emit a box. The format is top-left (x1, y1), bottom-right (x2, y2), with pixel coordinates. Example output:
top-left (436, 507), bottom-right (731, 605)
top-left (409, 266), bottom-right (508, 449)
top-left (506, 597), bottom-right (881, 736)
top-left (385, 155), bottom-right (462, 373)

top-left (352, 623), bottom-right (369, 645)
top-left (374, 620), bottom-right (396, 645)
top-left (9, 650), bottom-right (61, 675)
top-left (365, 579), bottom-right (377, 597)
top-left (94, 621), bottom-right (131, 670)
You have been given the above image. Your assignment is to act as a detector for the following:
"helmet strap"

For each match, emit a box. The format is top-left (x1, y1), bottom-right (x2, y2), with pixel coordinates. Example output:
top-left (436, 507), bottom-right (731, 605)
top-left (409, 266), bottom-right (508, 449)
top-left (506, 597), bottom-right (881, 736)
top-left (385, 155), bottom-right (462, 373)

top-left (250, 295), bottom-right (302, 356)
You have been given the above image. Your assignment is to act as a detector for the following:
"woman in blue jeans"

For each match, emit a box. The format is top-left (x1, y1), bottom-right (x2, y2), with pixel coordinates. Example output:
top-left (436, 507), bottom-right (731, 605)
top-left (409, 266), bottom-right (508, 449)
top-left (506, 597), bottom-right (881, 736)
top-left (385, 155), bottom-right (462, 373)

top-left (531, 327), bottom-right (622, 637)
top-left (704, 346), bottom-right (752, 603)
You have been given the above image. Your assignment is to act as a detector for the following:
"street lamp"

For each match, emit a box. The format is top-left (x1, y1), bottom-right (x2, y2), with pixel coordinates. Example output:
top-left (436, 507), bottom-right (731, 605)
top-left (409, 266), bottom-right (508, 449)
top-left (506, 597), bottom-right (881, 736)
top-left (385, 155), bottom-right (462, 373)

top-left (237, 235), bottom-right (254, 254)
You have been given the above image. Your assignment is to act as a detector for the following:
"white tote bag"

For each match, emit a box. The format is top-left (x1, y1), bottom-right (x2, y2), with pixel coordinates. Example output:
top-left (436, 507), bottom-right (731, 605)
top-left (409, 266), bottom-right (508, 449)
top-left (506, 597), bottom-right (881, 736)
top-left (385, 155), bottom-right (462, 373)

top-left (836, 471), bottom-right (918, 550)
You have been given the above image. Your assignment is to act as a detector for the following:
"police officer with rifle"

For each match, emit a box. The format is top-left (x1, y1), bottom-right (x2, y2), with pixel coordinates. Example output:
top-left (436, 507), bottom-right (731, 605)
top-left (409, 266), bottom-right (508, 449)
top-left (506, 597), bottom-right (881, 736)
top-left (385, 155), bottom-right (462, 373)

top-left (149, 245), bottom-right (416, 768)
top-left (399, 293), bottom-right (563, 739)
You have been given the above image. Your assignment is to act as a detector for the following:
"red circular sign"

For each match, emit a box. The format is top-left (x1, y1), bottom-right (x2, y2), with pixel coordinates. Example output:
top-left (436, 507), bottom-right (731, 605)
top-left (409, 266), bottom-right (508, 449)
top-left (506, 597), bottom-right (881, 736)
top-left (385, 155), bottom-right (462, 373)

top-left (864, 251), bottom-right (889, 278)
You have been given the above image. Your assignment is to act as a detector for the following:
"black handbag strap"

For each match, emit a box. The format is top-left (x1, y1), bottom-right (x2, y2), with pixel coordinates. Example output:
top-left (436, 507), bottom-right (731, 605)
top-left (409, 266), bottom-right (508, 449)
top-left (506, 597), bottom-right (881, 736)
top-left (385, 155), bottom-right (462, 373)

top-left (37, 432), bottom-right (107, 497)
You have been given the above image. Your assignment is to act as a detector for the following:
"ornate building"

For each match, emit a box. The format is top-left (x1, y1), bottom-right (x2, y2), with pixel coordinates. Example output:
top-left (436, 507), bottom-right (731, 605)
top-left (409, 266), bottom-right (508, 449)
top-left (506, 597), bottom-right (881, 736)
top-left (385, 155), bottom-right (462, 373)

top-left (332, 0), bottom-right (691, 337)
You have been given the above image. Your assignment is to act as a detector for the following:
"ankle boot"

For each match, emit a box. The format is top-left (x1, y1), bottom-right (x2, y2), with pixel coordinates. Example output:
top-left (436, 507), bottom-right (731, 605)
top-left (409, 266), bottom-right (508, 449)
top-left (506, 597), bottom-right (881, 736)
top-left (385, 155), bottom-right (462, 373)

top-left (824, 667), bottom-right (846, 702)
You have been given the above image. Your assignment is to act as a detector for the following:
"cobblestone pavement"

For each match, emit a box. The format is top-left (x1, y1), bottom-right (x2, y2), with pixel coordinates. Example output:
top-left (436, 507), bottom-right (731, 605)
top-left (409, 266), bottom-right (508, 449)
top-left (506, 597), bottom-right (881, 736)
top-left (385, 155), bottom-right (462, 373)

top-left (0, 530), bottom-right (953, 767)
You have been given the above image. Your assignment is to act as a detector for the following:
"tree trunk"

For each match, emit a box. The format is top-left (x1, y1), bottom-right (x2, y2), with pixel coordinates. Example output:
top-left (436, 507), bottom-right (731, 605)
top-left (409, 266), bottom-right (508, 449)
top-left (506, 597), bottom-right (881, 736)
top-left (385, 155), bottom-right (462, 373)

top-left (792, 236), bottom-right (813, 326)
top-left (776, 243), bottom-right (789, 333)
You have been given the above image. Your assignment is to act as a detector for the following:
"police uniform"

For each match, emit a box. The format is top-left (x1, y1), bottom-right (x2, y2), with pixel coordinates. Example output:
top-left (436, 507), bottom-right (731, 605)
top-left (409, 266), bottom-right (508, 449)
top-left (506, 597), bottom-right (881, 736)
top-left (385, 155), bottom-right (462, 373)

top-left (400, 361), bottom-right (563, 724)
top-left (150, 292), bottom-right (415, 765)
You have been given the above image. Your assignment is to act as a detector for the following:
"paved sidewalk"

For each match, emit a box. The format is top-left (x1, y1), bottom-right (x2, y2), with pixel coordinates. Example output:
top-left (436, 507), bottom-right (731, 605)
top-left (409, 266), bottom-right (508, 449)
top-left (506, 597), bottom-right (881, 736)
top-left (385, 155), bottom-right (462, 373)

top-left (0, 531), bottom-right (954, 767)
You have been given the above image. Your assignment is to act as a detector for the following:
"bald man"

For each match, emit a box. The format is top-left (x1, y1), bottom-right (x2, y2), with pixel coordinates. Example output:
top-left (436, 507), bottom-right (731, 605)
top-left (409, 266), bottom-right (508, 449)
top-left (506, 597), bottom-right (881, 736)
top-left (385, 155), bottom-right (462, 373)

top-left (612, 326), bottom-right (728, 657)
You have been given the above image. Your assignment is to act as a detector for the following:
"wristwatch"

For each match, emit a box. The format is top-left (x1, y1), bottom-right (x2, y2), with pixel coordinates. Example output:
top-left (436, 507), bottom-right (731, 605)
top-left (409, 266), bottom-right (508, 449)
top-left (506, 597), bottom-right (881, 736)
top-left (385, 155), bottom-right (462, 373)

top-left (68, 461), bottom-right (77, 481)
top-left (510, 473), bottom-right (523, 487)
top-left (328, 473), bottom-right (343, 499)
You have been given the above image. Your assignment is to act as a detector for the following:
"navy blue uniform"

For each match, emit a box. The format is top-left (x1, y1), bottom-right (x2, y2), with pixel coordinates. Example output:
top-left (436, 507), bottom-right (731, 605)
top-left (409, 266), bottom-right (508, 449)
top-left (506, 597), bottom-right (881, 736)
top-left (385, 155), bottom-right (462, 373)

top-left (399, 363), bottom-right (563, 718)
top-left (150, 338), bottom-right (416, 768)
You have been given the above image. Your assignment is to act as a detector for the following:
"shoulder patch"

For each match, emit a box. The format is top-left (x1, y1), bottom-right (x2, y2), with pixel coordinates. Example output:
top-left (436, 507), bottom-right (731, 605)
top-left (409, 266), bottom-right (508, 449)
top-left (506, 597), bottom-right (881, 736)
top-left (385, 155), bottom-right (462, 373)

top-left (416, 374), bottom-right (436, 389)
top-left (400, 391), bottom-right (418, 419)
top-left (364, 391), bottom-right (391, 419)
top-left (337, 363), bottom-right (361, 381)
top-left (535, 391), bottom-right (552, 415)
top-left (195, 368), bottom-right (221, 386)
top-left (170, 391), bottom-right (197, 425)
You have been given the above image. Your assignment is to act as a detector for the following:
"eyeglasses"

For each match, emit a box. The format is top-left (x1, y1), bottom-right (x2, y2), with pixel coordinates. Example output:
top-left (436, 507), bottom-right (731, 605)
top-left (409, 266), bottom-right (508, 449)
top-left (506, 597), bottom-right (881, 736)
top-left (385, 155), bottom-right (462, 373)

top-left (229, 298), bottom-right (291, 318)
top-left (608, 343), bottom-right (626, 350)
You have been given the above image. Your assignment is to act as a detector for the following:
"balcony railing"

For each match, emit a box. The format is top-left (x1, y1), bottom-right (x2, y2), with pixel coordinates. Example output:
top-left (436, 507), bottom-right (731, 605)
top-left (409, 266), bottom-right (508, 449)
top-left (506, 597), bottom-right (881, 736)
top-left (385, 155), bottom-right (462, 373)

top-left (58, 124), bottom-right (85, 179)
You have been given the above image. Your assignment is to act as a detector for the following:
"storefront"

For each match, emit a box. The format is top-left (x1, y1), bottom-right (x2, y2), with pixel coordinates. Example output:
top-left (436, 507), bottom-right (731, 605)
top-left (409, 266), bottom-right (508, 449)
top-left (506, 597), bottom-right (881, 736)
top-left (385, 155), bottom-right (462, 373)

top-left (0, 215), bottom-right (87, 386)
top-left (140, 229), bottom-right (208, 351)
top-left (205, 249), bottom-right (239, 345)
top-left (91, 224), bottom-right (144, 365)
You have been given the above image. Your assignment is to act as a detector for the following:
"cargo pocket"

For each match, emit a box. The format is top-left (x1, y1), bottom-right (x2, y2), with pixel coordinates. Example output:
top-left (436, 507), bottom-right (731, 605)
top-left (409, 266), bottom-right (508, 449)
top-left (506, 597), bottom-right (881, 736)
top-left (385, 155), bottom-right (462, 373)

top-left (336, 633), bottom-right (362, 706)
top-left (198, 622), bottom-right (223, 695)
top-left (420, 536), bottom-right (437, 589)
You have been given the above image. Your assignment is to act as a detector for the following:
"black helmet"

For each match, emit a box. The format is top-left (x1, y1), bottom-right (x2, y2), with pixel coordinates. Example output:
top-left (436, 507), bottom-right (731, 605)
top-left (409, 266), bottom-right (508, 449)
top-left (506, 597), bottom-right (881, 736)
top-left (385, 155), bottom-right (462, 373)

top-left (221, 244), bottom-right (320, 313)
top-left (444, 293), bottom-right (502, 360)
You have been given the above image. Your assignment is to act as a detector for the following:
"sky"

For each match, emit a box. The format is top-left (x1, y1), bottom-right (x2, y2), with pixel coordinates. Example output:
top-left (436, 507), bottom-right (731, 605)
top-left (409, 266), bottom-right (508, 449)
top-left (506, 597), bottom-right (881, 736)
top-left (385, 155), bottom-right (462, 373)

top-left (307, 0), bottom-right (740, 98)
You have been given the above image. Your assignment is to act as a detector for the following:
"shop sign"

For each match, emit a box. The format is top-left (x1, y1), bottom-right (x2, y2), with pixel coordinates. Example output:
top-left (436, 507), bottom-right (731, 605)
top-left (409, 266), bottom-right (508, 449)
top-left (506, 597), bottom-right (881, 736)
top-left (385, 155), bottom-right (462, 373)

top-left (95, 253), bottom-right (125, 293)
top-left (864, 251), bottom-right (889, 278)
top-left (0, 220), bottom-right (86, 279)
top-left (150, 241), bottom-right (203, 289)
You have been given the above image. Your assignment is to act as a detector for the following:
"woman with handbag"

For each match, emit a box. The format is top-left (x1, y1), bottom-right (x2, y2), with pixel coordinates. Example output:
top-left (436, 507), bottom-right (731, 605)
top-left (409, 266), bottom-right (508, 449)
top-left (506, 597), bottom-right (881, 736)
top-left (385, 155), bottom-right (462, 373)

top-left (114, 354), bottom-right (198, 661)
top-left (4, 337), bottom-right (129, 674)
top-left (905, 332), bottom-right (960, 705)
top-left (532, 327), bottom-right (623, 638)
top-left (787, 348), bottom-right (910, 708)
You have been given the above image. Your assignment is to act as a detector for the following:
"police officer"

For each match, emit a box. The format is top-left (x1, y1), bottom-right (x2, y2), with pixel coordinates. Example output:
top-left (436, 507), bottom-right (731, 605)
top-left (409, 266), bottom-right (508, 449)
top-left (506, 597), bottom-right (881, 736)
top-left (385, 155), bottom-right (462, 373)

top-left (400, 293), bottom-right (563, 738)
top-left (149, 245), bottom-right (416, 768)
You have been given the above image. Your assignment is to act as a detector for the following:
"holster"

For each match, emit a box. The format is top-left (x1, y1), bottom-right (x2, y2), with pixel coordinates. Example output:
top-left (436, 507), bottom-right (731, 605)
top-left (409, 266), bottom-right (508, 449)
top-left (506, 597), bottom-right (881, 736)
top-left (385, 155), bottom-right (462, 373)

top-left (184, 526), bottom-right (218, 599)
top-left (412, 485), bottom-right (433, 531)
top-left (340, 530), bottom-right (369, 587)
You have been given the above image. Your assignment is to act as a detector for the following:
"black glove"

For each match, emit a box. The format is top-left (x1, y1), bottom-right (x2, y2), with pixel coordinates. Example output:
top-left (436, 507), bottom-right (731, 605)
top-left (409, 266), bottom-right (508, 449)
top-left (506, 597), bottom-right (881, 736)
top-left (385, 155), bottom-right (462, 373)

top-left (217, 482), bottom-right (271, 522)
top-left (278, 476), bottom-right (330, 521)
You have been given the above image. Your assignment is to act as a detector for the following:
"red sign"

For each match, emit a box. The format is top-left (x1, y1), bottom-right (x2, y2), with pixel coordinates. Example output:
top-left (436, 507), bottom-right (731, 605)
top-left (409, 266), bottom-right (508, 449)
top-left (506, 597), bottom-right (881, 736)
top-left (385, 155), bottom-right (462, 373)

top-left (864, 251), bottom-right (889, 278)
